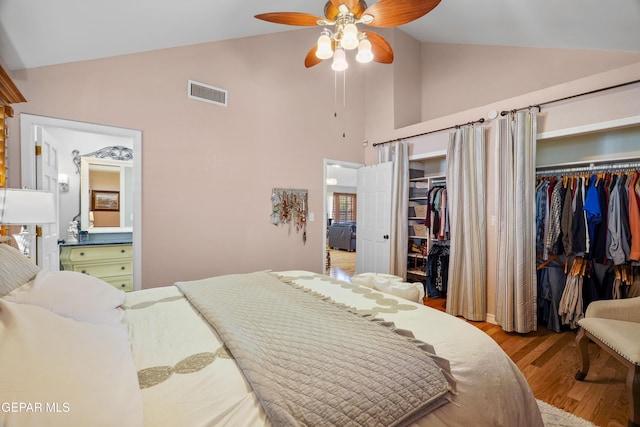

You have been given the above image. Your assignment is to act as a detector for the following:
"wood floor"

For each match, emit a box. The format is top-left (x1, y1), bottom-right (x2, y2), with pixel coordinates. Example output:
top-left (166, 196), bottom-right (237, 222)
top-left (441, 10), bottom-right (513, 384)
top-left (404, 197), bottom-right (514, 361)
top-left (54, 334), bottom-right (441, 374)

top-left (423, 297), bottom-right (629, 427)
top-left (326, 249), bottom-right (356, 280)
top-left (326, 252), bottom-right (629, 427)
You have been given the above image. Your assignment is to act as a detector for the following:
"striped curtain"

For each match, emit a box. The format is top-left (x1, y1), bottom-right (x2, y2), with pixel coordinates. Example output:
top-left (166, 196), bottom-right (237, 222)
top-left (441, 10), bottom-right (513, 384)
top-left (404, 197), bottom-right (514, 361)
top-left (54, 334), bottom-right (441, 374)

top-left (377, 142), bottom-right (409, 279)
top-left (446, 126), bottom-right (487, 321)
top-left (495, 111), bottom-right (537, 333)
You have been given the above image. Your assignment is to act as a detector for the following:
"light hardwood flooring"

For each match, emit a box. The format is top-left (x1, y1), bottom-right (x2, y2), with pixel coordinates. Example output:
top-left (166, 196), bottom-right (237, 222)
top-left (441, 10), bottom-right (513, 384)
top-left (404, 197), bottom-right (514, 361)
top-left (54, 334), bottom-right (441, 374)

top-left (326, 249), bottom-right (356, 280)
top-left (426, 297), bottom-right (629, 427)
top-left (325, 253), bottom-right (629, 427)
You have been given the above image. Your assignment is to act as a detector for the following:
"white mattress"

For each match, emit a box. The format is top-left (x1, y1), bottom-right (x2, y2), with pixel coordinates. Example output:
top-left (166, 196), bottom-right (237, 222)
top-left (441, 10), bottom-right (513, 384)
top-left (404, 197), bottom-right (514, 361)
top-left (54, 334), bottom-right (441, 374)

top-left (125, 271), bottom-right (543, 427)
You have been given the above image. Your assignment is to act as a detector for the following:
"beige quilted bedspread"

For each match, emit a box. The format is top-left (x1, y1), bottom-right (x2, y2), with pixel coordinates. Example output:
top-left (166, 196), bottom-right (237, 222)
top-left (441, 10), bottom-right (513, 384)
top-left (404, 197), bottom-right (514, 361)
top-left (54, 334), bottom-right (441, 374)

top-left (176, 271), bottom-right (454, 427)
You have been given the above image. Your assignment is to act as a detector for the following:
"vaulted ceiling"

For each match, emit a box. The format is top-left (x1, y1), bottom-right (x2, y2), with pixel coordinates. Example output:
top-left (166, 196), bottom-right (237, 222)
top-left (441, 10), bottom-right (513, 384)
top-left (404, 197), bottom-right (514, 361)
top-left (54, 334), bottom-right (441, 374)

top-left (1, 0), bottom-right (639, 71)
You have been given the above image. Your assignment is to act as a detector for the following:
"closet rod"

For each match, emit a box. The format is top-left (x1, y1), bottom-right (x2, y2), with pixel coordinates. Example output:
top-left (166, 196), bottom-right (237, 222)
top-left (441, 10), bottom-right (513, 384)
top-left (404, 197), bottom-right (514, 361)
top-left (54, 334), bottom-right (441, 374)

top-left (372, 117), bottom-right (485, 147)
top-left (373, 78), bottom-right (640, 148)
top-left (536, 160), bottom-right (640, 176)
top-left (500, 78), bottom-right (640, 116)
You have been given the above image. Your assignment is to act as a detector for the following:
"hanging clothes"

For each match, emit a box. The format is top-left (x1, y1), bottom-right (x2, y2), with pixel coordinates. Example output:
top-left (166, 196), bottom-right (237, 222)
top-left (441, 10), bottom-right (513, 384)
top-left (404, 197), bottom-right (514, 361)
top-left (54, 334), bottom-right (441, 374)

top-left (545, 179), bottom-right (565, 255)
top-left (557, 256), bottom-right (599, 329)
top-left (628, 172), bottom-right (640, 261)
top-left (425, 242), bottom-right (450, 298)
top-left (425, 186), bottom-right (449, 241)
top-left (592, 174), bottom-right (610, 264)
top-left (536, 168), bottom-right (640, 267)
top-left (535, 164), bottom-right (640, 331)
top-left (536, 259), bottom-right (567, 332)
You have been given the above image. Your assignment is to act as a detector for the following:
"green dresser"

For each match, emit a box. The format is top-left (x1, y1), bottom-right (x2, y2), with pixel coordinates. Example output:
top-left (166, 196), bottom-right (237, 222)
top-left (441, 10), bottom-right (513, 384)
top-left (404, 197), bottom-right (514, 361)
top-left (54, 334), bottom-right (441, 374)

top-left (60, 243), bottom-right (133, 291)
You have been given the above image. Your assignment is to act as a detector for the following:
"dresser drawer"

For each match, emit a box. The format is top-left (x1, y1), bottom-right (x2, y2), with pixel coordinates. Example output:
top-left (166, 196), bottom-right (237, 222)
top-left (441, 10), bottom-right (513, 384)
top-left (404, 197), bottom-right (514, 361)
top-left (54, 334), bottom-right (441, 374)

top-left (71, 262), bottom-right (132, 278)
top-left (65, 244), bottom-right (132, 262)
top-left (60, 243), bottom-right (134, 292)
top-left (103, 275), bottom-right (133, 292)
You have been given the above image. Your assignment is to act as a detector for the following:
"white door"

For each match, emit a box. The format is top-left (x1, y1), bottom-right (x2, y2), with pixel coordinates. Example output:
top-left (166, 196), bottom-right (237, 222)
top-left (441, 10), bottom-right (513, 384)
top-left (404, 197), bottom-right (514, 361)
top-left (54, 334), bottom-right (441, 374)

top-left (356, 162), bottom-right (392, 274)
top-left (35, 126), bottom-right (60, 270)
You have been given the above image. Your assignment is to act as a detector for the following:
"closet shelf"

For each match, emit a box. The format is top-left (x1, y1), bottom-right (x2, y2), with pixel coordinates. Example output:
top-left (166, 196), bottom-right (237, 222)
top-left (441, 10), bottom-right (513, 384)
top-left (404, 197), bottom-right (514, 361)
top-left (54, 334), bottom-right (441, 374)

top-left (407, 269), bottom-right (427, 277)
top-left (408, 253), bottom-right (427, 259)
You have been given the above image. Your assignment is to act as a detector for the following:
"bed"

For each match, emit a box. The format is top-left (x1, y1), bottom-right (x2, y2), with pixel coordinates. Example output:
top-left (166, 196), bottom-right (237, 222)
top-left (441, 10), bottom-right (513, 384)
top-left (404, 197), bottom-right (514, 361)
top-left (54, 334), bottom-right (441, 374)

top-left (0, 243), bottom-right (543, 427)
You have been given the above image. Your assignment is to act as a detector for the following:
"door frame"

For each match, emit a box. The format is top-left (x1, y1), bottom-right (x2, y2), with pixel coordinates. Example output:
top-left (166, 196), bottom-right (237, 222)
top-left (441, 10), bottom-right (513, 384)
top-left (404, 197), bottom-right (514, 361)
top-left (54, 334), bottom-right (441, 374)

top-left (20, 114), bottom-right (143, 291)
top-left (323, 158), bottom-right (363, 272)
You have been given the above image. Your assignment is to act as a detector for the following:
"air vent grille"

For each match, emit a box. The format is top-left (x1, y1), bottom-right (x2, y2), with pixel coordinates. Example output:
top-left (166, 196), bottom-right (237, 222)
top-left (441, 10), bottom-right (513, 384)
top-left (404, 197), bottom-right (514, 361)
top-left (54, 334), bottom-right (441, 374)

top-left (187, 80), bottom-right (227, 107)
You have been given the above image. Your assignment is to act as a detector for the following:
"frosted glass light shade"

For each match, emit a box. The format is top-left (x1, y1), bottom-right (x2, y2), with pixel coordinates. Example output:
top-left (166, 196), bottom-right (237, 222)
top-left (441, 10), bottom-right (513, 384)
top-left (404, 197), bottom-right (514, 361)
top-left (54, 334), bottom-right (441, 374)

top-left (316, 34), bottom-right (333, 59)
top-left (331, 48), bottom-right (348, 71)
top-left (341, 23), bottom-right (359, 50)
top-left (356, 39), bottom-right (374, 63)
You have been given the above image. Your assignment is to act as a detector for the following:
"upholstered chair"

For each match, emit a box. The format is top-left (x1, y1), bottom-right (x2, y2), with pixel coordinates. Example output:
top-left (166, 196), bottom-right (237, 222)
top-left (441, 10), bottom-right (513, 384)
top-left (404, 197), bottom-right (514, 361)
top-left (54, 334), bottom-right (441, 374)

top-left (575, 297), bottom-right (640, 427)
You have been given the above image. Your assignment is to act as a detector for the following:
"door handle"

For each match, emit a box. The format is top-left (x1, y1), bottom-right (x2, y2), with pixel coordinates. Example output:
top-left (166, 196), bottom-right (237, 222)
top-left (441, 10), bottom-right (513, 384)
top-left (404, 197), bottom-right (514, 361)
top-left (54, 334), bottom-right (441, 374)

top-left (383, 235), bottom-right (389, 240)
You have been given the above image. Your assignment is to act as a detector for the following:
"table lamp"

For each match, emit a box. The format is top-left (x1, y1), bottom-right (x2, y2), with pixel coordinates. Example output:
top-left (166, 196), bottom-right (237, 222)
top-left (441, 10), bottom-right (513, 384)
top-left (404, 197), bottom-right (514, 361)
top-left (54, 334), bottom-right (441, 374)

top-left (0, 188), bottom-right (56, 257)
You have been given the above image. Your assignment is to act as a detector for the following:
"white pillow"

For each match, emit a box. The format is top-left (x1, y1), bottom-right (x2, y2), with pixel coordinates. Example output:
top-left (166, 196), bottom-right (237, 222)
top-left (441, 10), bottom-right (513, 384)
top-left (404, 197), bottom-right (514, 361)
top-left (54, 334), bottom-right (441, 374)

top-left (0, 243), bottom-right (40, 297)
top-left (0, 299), bottom-right (143, 427)
top-left (351, 272), bottom-right (403, 289)
top-left (373, 280), bottom-right (425, 303)
top-left (4, 270), bottom-right (126, 326)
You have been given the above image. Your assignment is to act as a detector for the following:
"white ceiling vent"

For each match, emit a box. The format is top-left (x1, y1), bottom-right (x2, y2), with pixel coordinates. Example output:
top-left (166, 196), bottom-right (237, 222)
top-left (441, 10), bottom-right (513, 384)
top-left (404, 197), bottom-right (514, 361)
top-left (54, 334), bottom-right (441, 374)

top-left (187, 80), bottom-right (227, 107)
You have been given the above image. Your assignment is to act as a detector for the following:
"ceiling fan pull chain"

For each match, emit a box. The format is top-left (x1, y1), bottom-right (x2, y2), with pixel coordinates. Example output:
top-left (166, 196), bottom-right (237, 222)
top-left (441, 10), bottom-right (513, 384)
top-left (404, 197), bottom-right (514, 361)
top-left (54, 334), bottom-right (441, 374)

top-left (334, 70), bottom-right (338, 118)
top-left (342, 70), bottom-right (347, 138)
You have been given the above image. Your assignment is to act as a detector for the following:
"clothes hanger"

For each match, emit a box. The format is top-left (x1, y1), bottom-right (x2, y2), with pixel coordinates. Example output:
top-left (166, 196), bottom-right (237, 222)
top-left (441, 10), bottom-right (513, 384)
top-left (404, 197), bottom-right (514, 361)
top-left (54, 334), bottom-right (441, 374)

top-left (536, 254), bottom-right (563, 270)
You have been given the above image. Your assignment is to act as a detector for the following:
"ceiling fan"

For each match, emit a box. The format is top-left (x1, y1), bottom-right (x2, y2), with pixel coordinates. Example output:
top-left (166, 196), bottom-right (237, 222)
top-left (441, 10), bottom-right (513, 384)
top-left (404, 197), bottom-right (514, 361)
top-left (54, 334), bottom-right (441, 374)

top-left (255, 0), bottom-right (441, 70)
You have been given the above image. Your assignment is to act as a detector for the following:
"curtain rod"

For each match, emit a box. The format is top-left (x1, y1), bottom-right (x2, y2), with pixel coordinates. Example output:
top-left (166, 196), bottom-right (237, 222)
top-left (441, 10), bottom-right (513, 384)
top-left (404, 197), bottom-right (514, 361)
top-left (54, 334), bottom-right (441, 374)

top-left (372, 78), bottom-right (640, 148)
top-left (536, 160), bottom-right (640, 176)
top-left (372, 117), bottom-right (485, 147)
top-left (501, 78), bottom-right (640, 116)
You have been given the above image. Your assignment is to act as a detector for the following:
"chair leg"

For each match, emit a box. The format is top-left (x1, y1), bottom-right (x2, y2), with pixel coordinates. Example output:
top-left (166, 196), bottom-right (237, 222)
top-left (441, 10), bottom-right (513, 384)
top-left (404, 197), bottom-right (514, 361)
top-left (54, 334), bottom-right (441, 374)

top-left (575, 327), bottom-right (590, 381)
top-left (628, 364), bottom-right (640, 427)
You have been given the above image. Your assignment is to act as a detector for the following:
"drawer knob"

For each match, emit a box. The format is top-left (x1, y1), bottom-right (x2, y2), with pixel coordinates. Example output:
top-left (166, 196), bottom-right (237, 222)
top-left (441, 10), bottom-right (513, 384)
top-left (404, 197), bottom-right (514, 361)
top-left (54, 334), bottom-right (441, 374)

top-left (121, 249), bottom-right (125, 253)
top-left (81, 270), bottom-right (87, 274)
top-left (121, 266), bottom-right (125, 270)
top-left (80, 252), bottom-right (85, 256)
top-left (120, 284), bottom-right (126, 288)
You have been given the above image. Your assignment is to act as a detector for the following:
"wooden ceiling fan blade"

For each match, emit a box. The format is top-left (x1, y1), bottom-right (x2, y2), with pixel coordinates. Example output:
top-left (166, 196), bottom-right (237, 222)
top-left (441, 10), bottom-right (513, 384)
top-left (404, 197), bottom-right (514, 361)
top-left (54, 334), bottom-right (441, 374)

top-left (254, 12), bottom-right (324, 26)
top-left (304, 45), bottom-right (324, 68)
top-left (363, 30), bottom-right (394, 63)
top-left (363, 0), bottom-right (441, 27)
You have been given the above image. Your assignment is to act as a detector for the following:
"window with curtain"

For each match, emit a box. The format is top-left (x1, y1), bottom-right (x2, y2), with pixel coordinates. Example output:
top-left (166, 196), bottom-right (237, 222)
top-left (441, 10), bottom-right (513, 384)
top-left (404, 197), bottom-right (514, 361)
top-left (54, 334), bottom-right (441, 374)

top-left (332, 193), bottom-right (357, 222)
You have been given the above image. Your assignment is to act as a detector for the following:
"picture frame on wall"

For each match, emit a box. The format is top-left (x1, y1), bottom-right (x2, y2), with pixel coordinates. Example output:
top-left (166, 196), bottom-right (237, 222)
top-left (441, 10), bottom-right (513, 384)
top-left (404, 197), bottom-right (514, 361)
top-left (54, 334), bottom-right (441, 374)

top-left (91, 190), bottom-right (120, 211)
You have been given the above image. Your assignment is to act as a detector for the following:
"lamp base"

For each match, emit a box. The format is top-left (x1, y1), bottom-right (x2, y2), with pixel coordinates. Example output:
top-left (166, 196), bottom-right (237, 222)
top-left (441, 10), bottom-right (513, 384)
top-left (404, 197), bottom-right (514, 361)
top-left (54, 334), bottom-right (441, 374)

top-left (13, 226), bottom-right (33, 257)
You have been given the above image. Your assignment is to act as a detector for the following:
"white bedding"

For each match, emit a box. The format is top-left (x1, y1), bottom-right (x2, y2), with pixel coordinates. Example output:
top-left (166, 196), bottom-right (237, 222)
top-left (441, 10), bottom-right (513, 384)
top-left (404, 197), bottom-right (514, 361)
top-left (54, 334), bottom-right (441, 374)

top-left (126, 271), bottom-right (544, 427)
top-left (0, 299), bottom-right (142, 427)
top-left (0, 249), bottom-right (543, 427)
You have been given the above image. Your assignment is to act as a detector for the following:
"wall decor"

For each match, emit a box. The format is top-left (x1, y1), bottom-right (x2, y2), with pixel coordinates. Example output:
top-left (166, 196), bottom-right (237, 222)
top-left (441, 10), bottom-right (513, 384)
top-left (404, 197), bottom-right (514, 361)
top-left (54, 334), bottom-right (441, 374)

top-left (271, 188), bottom-right (308, 243)
top-left (91, 190), bottom-right (120, 211)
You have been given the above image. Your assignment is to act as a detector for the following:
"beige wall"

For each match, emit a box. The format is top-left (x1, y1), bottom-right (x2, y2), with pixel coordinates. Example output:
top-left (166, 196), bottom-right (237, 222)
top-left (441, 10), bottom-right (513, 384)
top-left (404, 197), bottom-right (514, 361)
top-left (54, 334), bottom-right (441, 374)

top-left (7, 29), bottom-right (366, 288)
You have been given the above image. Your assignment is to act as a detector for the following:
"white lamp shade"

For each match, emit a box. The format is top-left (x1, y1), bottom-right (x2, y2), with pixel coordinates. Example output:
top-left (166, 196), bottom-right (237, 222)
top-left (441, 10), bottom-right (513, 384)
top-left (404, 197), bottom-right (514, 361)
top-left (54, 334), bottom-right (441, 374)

top-left (341, 23), bottom-right (359, 50)
top-left (0, 189), bottom-right (56, 225)
top-left (331, 48), bottom-right (349, 72)
top-left (356, 39), bottom-right (374, 63)
top-left (316, 34), bottom-right (333, 59)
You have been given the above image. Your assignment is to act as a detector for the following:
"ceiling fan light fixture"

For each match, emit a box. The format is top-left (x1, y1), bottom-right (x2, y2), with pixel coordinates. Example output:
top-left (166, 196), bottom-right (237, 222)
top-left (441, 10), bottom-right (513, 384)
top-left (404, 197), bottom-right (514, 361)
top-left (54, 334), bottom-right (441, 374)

top-left (331, 48), bottom-right (348, 71)
top-left (316, 32), bottom-right (334, 59)
top-left (356, 38), bottom-right (373, 63)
